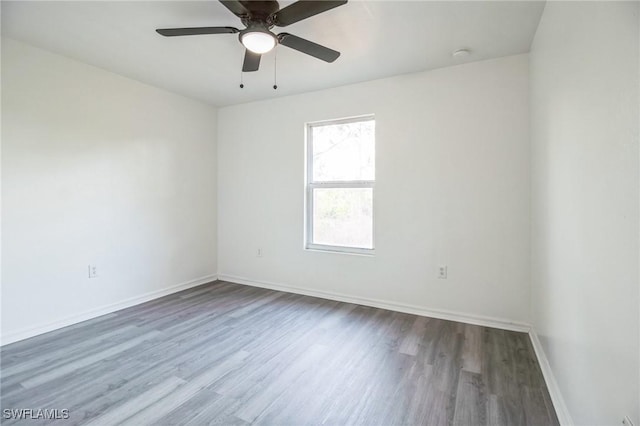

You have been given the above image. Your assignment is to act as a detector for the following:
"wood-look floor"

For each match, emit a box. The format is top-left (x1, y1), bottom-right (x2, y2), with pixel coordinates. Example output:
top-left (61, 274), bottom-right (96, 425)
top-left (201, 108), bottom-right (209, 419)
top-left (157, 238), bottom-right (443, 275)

top-left (1, 281), bottom-right (559, 426)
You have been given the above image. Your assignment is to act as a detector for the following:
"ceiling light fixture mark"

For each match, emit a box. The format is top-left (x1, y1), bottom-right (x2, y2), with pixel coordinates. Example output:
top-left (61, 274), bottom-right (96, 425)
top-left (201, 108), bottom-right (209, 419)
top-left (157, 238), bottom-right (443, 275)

top-left (452, 48), bottom-right (471, 58)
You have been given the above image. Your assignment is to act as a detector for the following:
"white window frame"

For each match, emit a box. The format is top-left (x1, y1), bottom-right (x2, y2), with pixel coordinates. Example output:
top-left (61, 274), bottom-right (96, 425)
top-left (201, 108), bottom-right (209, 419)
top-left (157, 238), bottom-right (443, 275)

top-left (304, 115), bottom-right (375, 255)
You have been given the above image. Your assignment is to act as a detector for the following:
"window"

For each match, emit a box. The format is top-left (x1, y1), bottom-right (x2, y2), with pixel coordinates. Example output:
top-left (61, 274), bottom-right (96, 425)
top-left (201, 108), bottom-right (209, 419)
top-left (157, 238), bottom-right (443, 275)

top-left (305, 115), bottom-right (375, 254)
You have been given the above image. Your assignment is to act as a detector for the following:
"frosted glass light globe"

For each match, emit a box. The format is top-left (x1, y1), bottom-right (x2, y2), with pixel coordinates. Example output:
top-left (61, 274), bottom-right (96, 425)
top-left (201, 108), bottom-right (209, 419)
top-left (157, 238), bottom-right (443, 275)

top-left (242, 32), bottom-right (276, 54)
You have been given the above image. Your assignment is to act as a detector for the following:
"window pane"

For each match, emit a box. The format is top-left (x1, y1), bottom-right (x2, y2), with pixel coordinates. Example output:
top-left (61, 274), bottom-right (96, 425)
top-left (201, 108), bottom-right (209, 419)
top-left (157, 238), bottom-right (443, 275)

top-left (312, 119), bottom-right (375, 182)
top-left (312, 188), bottom-right (373, 249)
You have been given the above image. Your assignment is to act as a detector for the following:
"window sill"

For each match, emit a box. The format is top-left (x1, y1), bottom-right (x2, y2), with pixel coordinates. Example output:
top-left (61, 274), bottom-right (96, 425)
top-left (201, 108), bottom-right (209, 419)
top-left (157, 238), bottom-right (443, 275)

top-left (304, 245), bottom-right (375, 257)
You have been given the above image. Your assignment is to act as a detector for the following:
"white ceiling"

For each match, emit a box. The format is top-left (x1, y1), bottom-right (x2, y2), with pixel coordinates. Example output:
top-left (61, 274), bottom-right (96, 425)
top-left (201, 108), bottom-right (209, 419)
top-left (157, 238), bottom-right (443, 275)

top-left (1, 1), bottom-right (545, 107)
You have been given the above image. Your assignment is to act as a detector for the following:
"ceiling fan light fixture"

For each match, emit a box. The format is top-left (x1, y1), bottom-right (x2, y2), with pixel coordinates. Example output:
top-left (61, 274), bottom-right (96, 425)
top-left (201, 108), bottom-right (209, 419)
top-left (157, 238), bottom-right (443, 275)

top-left (241, 31), bottom-right (276, 54)
top-left (157, 0), bottom-right (349, 72)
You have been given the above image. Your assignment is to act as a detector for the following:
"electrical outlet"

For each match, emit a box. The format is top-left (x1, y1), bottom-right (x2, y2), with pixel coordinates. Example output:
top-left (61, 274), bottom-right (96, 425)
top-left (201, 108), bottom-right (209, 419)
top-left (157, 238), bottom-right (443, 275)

top-left (257, 248), bottom-right (263, 257)
top-left (88, 264), bottom-right (98, 278)
top-left (623, 416), bottom-right (635, 426)
top-left (438, 265), bottom-right (447, 279)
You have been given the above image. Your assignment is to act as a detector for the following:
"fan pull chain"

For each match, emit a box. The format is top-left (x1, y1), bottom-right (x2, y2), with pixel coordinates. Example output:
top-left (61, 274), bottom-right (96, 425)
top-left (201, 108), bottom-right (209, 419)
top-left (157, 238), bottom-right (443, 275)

top-left (273, 47), bottom-right (278, 90)
top-left (239, 51), bottom-right (244, 89)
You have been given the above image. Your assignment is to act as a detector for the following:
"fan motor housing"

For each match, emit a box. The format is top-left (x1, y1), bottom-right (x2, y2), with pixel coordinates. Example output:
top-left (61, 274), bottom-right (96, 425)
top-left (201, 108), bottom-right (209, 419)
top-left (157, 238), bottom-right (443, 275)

top-left (239, 0), bottom-right (280, 24)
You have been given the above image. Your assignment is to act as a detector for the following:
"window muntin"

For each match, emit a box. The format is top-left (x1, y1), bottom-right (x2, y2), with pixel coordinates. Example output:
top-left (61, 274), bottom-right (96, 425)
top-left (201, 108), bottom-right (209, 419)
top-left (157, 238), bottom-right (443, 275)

top-left (306, 116), bottom-right (375, 254)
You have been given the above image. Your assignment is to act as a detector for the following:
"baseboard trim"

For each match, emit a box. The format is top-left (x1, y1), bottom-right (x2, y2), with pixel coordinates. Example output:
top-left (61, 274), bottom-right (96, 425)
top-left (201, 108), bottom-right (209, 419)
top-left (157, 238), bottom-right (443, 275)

top-left (218, 274), bottom-right (530, 333)
top-left (529, 329), bottom-right (574, 425)
top-left (0, 274), bottom-right (218, 346)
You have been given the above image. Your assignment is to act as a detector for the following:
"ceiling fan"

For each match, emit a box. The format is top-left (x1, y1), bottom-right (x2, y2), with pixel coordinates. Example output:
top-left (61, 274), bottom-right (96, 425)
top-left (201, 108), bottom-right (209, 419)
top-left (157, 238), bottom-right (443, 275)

top-left (156, 0), bottom-right (347, 72)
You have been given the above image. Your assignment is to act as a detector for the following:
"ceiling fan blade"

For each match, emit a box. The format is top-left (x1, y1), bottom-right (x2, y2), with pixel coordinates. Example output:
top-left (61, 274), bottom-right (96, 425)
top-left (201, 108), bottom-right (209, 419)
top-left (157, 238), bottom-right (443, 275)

top-left (156, 27), bottom-right (239, 37)
top-left (242, 49), bottom-right (261, 72)
top-left (219, 0), bottom-right (250, 17)
top-left (277, 33), bottom-right (340, 62)
top-left (272, 0), bottom-right (347, 27)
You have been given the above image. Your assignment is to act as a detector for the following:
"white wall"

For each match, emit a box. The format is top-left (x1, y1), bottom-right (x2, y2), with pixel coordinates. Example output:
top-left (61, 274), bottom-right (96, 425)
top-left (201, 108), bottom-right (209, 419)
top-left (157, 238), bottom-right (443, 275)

top-left (1, 38), bottom-right (218, 342)
top-left (218, 54), bottom-right (531, 325)
top-left (530, 2), bottom-right (639, 424)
